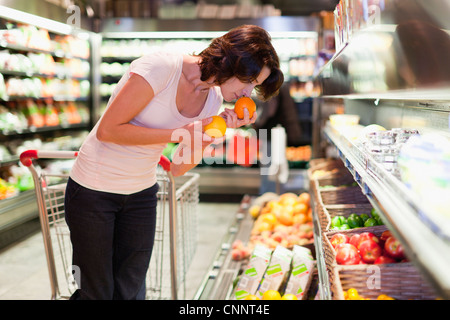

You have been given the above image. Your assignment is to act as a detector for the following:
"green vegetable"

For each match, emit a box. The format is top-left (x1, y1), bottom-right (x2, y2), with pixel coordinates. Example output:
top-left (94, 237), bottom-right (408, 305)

top-left (370, 208), bottom-right (380, 219)
top-left (331, 216), bottom-right (347, 228)
top-left (359, 214), bottom-right (370, 223)
top-left (364, 218), bottom-right (378, 227)
top-left (347, 215), bottom-right (363, 228)
top-left (339, 224), bottom-right (351, 230)
top-left (375, 215), bottom-right (384, 225)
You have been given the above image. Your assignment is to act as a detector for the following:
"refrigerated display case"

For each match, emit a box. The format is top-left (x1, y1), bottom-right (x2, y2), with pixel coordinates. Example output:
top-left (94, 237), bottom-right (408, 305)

top-left (0, 4), bottom-right (99, 248)
top-left (315, 0), bottom-right (450, 299)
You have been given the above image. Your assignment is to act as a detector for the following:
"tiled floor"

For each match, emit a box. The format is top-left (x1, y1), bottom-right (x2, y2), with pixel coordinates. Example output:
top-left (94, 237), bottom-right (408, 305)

top-left (0, 202), bottom-right (239, 300)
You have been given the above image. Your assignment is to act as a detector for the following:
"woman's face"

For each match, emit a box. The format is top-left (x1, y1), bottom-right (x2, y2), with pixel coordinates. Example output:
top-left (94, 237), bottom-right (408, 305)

top-left (219, 65), bottom-right (271, 102)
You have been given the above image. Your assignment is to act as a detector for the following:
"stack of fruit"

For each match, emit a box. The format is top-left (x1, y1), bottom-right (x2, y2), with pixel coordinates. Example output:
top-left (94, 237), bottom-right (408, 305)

top-left (343, 288), bottom-right (394, 300)
top-left (330, 208), bottom-right (384, 230)
top-left (0, 178), bottom-right (18, 200)
top-left (330, 230), bottom-right (406, 265)
top-left (248, 192), bottom-right (313, 250)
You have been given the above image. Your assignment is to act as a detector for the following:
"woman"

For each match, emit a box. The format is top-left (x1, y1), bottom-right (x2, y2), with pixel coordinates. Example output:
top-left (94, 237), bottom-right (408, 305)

top-left (64, 24), bottom-right (284, 300)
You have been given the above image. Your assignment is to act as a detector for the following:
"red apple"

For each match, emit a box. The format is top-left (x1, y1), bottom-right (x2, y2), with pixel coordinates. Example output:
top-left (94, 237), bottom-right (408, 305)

top-left (384, 236), bottom-right (405, 260)
top-left (335, 243), bottom-right (361, 265)
top-left (231, 248), bottom-right (243, 261)
top-left (380, 230), bottom-right (393, 242)
top-left (379, 230), bottom-right (393, 247)
top-left (357, 232), bottom-right (379, 249)
top-left (359, 239), bottom-right (383, 263)
top-left (330, 233), bottom-right (350, 249)
top-left (349, 234), bottom-right (361, 248)
top-left (374, 255), bottom-right (396, 264)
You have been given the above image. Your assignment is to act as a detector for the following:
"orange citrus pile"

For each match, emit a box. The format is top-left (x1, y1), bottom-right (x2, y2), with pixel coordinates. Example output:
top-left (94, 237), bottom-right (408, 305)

top-left (204, 116), bottom-right (227, 138)
top-left (248, 192), bottom-right (314, 250)
top-left (234, 97), bottom-right (256, 119)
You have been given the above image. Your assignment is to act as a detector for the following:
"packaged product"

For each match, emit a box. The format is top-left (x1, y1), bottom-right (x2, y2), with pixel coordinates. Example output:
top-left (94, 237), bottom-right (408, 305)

top-left (256, 245), bottom-right (293, 298)
top-left (284, 245), bottom-right (315, 299)
top-left (233, 244), bottom-right (272, 300)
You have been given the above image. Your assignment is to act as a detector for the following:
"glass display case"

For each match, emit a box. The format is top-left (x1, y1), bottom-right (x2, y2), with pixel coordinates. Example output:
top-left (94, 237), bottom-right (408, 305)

top-left (316, 0), bottom-right (450, 299)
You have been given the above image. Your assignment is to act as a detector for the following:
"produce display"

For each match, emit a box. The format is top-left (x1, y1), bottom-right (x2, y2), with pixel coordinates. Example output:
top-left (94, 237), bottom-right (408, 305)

top-left (331, 230), bottom-right (406, 265)
top-left (233, 244), bottom-right (315, 300)
top-left (343, 288), bottom-right (395, 300)
top-left (247, 192), bottom-right (313, 251)
top-left (229, 190), bottom-right (317, 301)
top-left (286, 145), bottom-right (311, 162)
top-left (0, 22), bottom-right (89, 59)
top-left (0, 100), bottom-right (88, 133)
top-left (307, 157), bottom-right (441, 300)
top-left (0, 177), bottom-right (18, 200)
top-left (330, 209), bottom-right (384, 230)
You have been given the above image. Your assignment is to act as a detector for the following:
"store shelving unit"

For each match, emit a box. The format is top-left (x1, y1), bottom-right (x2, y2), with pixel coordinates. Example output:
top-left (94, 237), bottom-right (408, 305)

top-left (0, 5), bottom-right (98, 248)
top-left (315, 0), bottom-right (450, 299)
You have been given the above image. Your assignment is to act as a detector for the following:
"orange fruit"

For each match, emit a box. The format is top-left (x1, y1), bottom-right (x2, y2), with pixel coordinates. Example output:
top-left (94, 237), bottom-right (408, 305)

top-left (293, 213), bottom-right (307, 225)
top-left (260, 213), bottom-right (278, 226)
top-left (298, 192), bottom-right (311, 205)
top-left (281, 294), bottom-right (298, 300)
top-left (293, 202), bottom-right (308, 215)
top-left (234, 96), bottom-right (256, 119)
top-left (262, 290), bottom-right (282, 300)
top-left (278, 211), bottom-right (294, 226)
top-left (204, 116), bottom-right (227, 138)
top-left (279, 196), bottom-right (297, 207)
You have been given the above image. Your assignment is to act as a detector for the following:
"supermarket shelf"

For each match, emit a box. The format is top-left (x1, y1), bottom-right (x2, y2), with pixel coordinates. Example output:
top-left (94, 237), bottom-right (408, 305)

top-left (0, 190), bottom-right (38, 249)
top-left (323, 124), bottom-right (450, 299)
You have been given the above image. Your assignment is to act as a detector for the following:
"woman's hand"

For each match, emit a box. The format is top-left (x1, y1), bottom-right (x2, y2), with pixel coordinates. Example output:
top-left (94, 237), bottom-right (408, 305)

top-left (170, 117), bottom-right (225, 176)
top-left (219, 108), bottom-right (257, 129)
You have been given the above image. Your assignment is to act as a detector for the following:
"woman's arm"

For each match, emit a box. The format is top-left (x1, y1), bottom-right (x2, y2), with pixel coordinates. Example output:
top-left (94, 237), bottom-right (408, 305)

top-left (96, 74), bottom-right (181, 145)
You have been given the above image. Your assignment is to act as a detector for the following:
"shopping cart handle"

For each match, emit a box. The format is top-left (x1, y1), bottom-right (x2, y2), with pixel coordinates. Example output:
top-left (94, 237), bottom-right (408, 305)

top-left (158, 155), bottom-right (171, 172)
top-left (20, 150), bottom-right (79, 167)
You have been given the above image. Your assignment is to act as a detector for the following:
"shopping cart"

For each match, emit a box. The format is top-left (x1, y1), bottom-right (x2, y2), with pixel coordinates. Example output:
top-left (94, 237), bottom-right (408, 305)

top-left (19, 149), bottom-right (199, 300)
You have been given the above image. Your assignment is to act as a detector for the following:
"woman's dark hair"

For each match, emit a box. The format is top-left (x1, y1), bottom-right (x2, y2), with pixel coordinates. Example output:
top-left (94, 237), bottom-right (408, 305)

top-left (198, 25), bottom-right (284, 101)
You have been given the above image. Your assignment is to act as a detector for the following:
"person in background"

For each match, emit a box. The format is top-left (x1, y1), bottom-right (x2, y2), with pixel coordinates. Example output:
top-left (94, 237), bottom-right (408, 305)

top-left (253, 81), bottom-right (302, 194)
top-left (64, 24), bottom-right (284, 300)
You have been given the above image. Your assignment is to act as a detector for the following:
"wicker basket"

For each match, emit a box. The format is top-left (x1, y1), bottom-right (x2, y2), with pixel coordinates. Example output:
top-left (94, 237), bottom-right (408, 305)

top-left (307, 158), bottom-right (346, 180)
top-left (312, 172), bottom-right (372, 231)
top-left (319, 185), bottom-right (370, 206)
top-left (322, 225), bottom-right (388, 280)
top-left (322, 226), bottom-right (438, 300)
top-left (331, 263), bottom-right (438, 300)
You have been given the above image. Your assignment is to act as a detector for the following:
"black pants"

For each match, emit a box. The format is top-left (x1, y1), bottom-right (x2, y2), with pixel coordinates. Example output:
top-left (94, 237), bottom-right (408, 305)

top-left (64, 177), bottom-right (159, 300)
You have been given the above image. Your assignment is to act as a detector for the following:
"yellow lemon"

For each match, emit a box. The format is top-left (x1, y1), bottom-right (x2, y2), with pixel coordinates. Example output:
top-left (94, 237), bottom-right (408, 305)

top-left (281, 294), bottom-right (298, 300)
top-left (262, 290), bottom-right (282, 300)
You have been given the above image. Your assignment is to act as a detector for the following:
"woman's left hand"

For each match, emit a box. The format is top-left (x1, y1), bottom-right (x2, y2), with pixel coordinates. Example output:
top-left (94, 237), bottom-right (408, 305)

top-left (219, 108), bottom-right (257, 128)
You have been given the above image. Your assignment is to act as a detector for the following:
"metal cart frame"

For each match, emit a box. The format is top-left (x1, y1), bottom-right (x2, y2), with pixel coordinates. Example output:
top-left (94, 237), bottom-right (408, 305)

top-left (19, 149), bottom-right (199, 300)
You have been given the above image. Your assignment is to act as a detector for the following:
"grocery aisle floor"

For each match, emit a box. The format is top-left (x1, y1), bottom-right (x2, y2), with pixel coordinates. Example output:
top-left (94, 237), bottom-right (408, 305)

top-left (0, 202), bottom-right (238, 300)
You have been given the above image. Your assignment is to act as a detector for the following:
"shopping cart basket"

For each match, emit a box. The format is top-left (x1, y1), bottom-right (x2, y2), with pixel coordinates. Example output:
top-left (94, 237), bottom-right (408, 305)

top-left (19, 149), bottom-right (199, 300)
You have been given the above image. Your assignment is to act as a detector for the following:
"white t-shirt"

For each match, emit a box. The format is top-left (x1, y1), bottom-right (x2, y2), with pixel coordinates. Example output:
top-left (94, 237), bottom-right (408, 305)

top-left (70, 52), bottom-right (223, 194)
